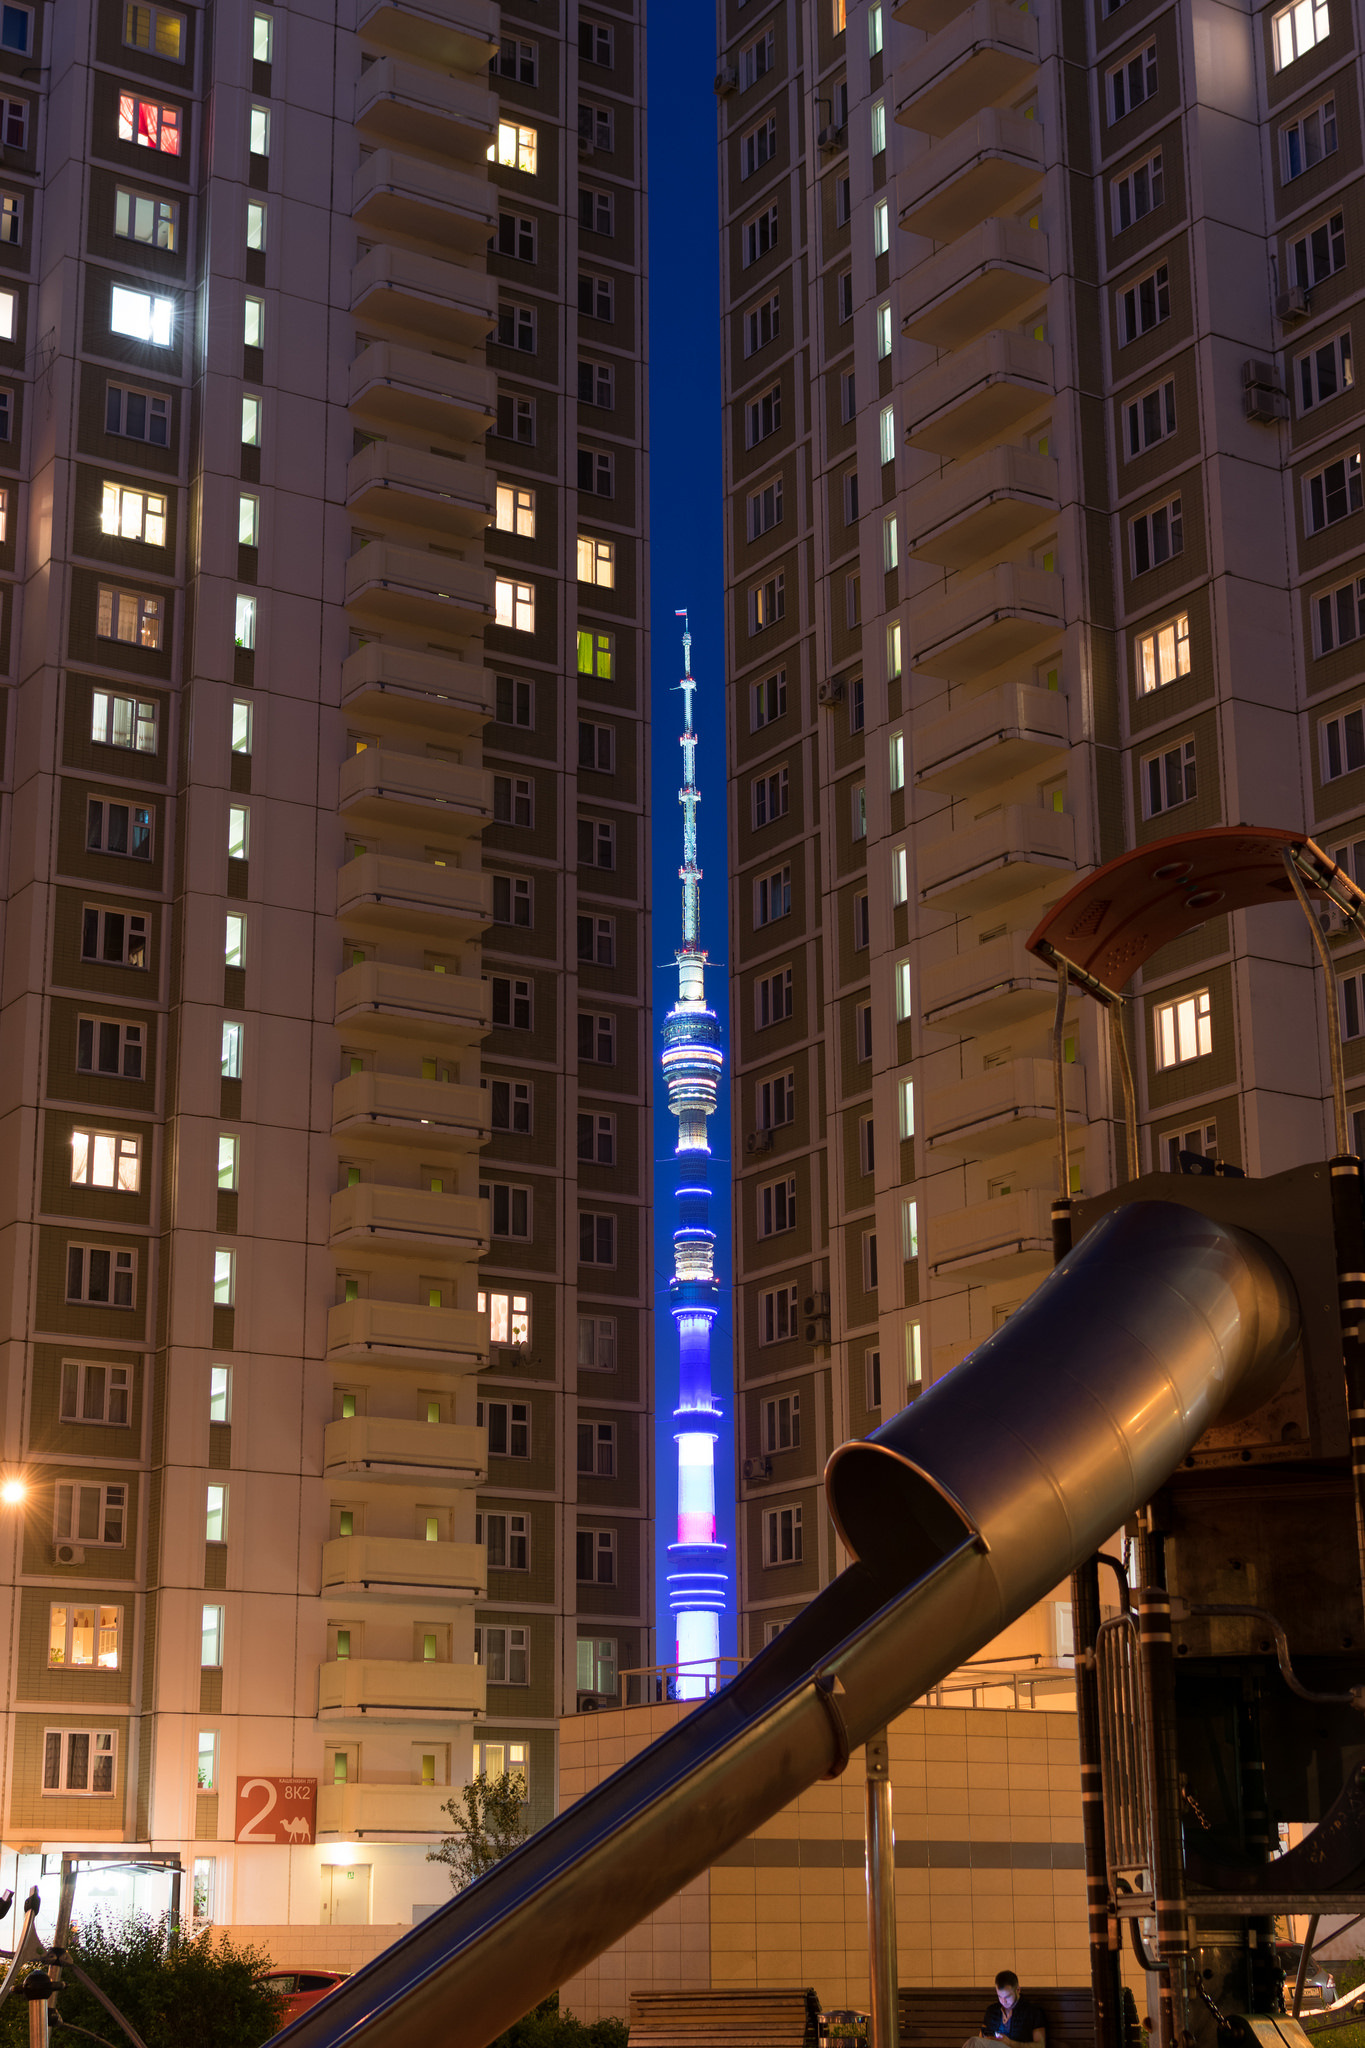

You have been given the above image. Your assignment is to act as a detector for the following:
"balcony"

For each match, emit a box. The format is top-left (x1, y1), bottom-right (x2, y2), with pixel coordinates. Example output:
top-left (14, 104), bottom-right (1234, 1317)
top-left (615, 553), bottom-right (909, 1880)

top-left (324, 1415), bottom-right (486, 1484)
top-left (914, 680), bottom-right (1069, 798)
top-left (319, 1659), bottom-right (485, 1726)
top-left (918, 803), bottom-right (1077, 911)
top-left (893, 0), bottom-right (974, 31)
top-left (318, 1782), bottom-right (465, 1833)
top-left (905, 446), bottom-right (1058, 570)
top-left (913, 563), bottom-right (1064, 683)
top-left (330, 1183), bottom-right (490, 1261)
top-left (336, 959), bottom-right (492, 1043)
top-left (906, 331), bottom-right (1053, 459)
top-left (348, 441), bottom-right (494, 539)
top-left (354, 150), bottom-right (495, 258)
top-left (320, 1534), bottom-right (485, 1596)
top-left (345, 541), bottom-right (490, 636)
top-left (921, 929), bottom-right (1060, 1035)
top-left (896, 1), bottom-right (1039, 138)
top-left (929, 1187), bottom-right (1055, 1281)
top-left (354, 56), bottom-right (496, 164)
top-left (352, 244), bottom-right (497, 350)
top-left (902, 219), bottom-right (1049, 350)
top-left (339, 744), bottom-right (492, 832)
top-left (356, 0), bottom-right (498, 77)
top-left (327, 1297), bottom-right (487, 1371)
top-left (332, 1069), bottom-right (488, 1145)
top-left (335, 852), bottom-right (492, 940)
top-left (924, 1057), bottom-right (1086, 1160)
top-left (349, 340), bottom-right (495, 443)
top-left (341, 641), bottom-right (493, 739)
top-left (899, 109), bottom-right (1043, 244)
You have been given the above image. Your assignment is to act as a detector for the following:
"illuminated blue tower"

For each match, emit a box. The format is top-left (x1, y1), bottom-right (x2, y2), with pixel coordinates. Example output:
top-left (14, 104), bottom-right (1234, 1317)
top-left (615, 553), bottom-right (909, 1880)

top-left (662, 615), bottom-right (728, 1698)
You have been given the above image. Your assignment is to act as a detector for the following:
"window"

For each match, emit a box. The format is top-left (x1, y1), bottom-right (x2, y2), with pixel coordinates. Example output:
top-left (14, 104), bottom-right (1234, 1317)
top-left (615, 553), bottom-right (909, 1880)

top-left (220, 1021), bottom-right (243, 1079)
top-left (101, 482), bottom-right (167, 548)
top-left (869, 2), bottom-right (883, 52)
top-left (479, 1291), bottom-right (530, 1346)
top-left (762, 1393), bottom-right (800, 1453)
top-left (492, 874), bottom-right (532, 928)
top-left (1298, 330), bottom-right (1353, 413)
top-left (853, 892), bottom-right (869, 950)
top-left (1305, 452), bottom-right (1363, 534)
top-left (759, 1284), bottom-right (798, 1345)
top-left (87, 798), bottom-right (153, 864)
top-left (238, 495), bottom-right (259, 549)
top-left (578, 448), bottom-right (614, 497)
top-left (576, 1636), bottom-right (615, 1695)
top-left (756, 967), bottom-right (793, 1028)
top-left (578, 272), bottom-right (614, 321)
top-left (880, 403), bottom-right (895, 465)
top-left (495, 482), bottom-right (536, 538)
top-left (115, 188), bottom-right (178, 252)
top-left (204, 1484), bottom-right (227, 1545)
top-left (1163, 1120), bottom-right (1218, 1171)
top-left (496, 393), bottom-right (535, 444)
top-left (578, 357), bottom-right (613, 406)
top-left (750, 573), bottom-right (785, 631)
top-left (1137, 613), bottom-right (1191, 691)
top-left (224, 914), bottom-right (245, 969)
top-left (755, 865), bottom-right (791, 927)
top-left (576, 1420), bottom-right (616, 1478)
top-left (494, 577), bottom-right (535, 633)
top-left (872, 197), bottom-right (889, 258)
top-left (493, 120), bottom-right (537, 173)
top-left (577, 913), bottom-right (615, 966)
top-left (850, 677), bottom-right (865, 734)
top-left (492, 778), bottom-right (533, 835)
top-left (1113, 152), bottom-right (1163, 231)
top-left (1290, 211), bottom-right (1347, 289)
top-left (0, 192), bottom-right (20, 245)
top-left (493, 36), bottom-right (537, 84)
top-left (855, 1001), bottom-right (873, 1061)
top-left (578, 1315), bottom-right (617, 1370)
top-left (742, 204), bottom-right (779, 269)
top-left (200, 1604), bottom-right (224, 1668)
top-left (43, 1730), bottom-right (117, 1795)
top-left (499, 302), bottom-right (537, 353)
top-left (48, 1604), bottom-right (122, 1674)
top-left (578, 101), bottom-right (614, 149)
top-left (887, 731), bottom-right (906, 795)
top-left (490, 1078), bottom-right (532, 1133)
top-left (497, 212), bottom-right (536, 263)
top-left (0, 0), bottom-right (29, 45)
top-left (1315, 574), bottom-right (1365, 655)
top-left (481, 1182), bottom-right (531, 1239)
top-left (1321, 703), bottom-right (1365, 779)
top-left (246, 201), bottom-right (266, 251)
top-left (743, 114), bottom-right (777, 178)
top-left (98, 583), bottom-right (163, 651)
top-left (1343, 972), bottom-right (1365, 1040)
top-left (490, 975), bottom-right (532, 1028)
top-left (0, 98), bottom-right (25, 150)
top-left (118, 94), bottom-right (182, 155)
top-left (1119, 262), bottom-right (1170, 345)
top-left (577, 628), bottom-right (614, 676)
top-left (577, 1111), bottom-right (615, 1165)
top-left (478, 1398), bottom-right (531, 1459)
top-left (580, 17), bottom-right (613, 63)
top-left (77, 1017), bottom-right (144, 1082)
top-left (899, 1077), bottom-right (916, 1140)
top-left (243, 297), bottom-right (264, 348)
top-left (752, 670), bottom-right (787, 728)
top-left (213, 1248), bottom-right (235, 1306)
top-left (81, 907), bottom-right (148, 970)
top-left (895, 959), bottom-right (913, 1022)
top-left (758, 1175), bottom-right (797, 1237)
top-left (209, 1366), bottom-right (231, 1422)
top-left (577, 1011), bottom-right (616, 1064)
top-left (745, 294), bottom-right (780, 357)
top-left (495, 674), bottom-right (533, 727)
top-left (901, 1199), bottom-right (919, 1264)
top-left (124, 3), bottom-right (183, 58)
top-left (1125, 379), bottom-right (1176, 457)
top-left (1154, 987), bottom-right (1212, 1068)
top-left (748, 476), bottom-right (783, 539)
top-left (70, 1129), bottom-right (141, 1192)
top-left (481, 1511), bottom-right (530, 1573)
top-left (739, 28), bottom-right (774, 89)
top-left (55, 1480), bottom-right (126, 1545)
top-left (579, 187), bottom-right (613, 237)
top-left (757, 1071), bottom-right (795, 1128)
top-left (1282, 95), bottom-right (1337, 179)
top-left (241, 394), bottom-right (261, 446)
top-left (852, 785), bottom-right (866, 841)
top-left (577, 818), bottom-right (616, 870)
top-left (764, 1504), bottom-right (802, 1566)
top-left (870, 99), bottom-right (887, 157)
top-left (196, 1730), bottom-right (218, 1792)
top-left (753, 764), bottom-right (789, 828)
top-left (579, 1210), bottom-right (616, 1265)
top-left (1130, 495), bottom-right (1183, 574)
top-left (1109, 40), bottom-right (1157, 118)
top-left (892, 843), bottom-right (908, 906)
top-left (475, 1624), bottom-right (530, 1686)
top-left (1274, 0), bottom-right (1330, 69)
top-left (110, 286), bottom-right (175, 348)
top-left (578, 719), bottom-right (615, 772)
top-left (577, 535), bottom-right (615, 587)
top-left (60, 1360), bottom-right (130, 1427)
top-left (89, 694), bottom-right (156, 759)
top-left (746, 384), bottom-right (781, 447)
top-left (863, 1229), bottom-right (880, 1292)
top-left (887, 620), bottom-right (903, 681)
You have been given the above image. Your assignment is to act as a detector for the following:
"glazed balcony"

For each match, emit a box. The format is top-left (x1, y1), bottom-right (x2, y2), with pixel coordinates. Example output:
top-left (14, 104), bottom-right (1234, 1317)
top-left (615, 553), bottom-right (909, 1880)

top-left (351, 244), bottom-right (497, 350)
top-left (899, 108), bottom-right (1043, 244)
top-left (914, 680), bottom-right (1069, 798)
top-left (318, 1781), bottom-right (468, 1832)
top-left (918, 803), bottom-right (1076, 911)
top-left (353, 150), bottom-right (495, 258)
top-left (335, 852), bottom-right (492, 940)
top-left (896, 1), bottom-right (1038, 138)
top-left (354, 56), bottom-right (496, 164)
top-left (893, 0), bottom-right (974, 31)
top-left (341, 642), bottom-right (493, 740)
top-left (913, 563), bottom-right (1064, 683)
top-left (318, 1659), bottom-right (485, 1725)
top-left (326, 1297), bottom-right (487, 1372)
top-left (902, 219), bottom-right (1049, 350)
top-left (345, 542), bottom-right (490, 636)
top-left (332, 1069), bottom-right (488, 1145)
top-left (928, 1187), bottom-right (1055, 1281)
top-left (335, 959), bottom-right (492, 1044)
top-left (349, 340), bottom-right (495, 443)
top-left (924, 1057), bottom-right (1086, 1161)
top-left (906, 332), bottom-right (1053, 459)
top-left (339, 744), bottom-right (492, 833)
top-left (329, 1183), bottom-right (490, 1261)
top-left (921, 929), bottom-right (1060, 1035)
top-left (323, 1415), bottom-right (487, 1485)
top-left (320, 1534), bottom-right (485, 1597)
top-left (347, 440), bottom-right (494, 539)
top-left (905, 445), bottom-right (1058, 570)
top-left (356, 0), bottom-right (498, 79)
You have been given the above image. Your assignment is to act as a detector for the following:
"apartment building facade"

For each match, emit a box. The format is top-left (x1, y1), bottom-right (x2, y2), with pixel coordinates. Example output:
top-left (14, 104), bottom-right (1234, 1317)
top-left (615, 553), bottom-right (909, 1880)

top-left (0, 0), bottom-right (650, 1940)
top-left (718, 0), bottom-right (1344, 1649)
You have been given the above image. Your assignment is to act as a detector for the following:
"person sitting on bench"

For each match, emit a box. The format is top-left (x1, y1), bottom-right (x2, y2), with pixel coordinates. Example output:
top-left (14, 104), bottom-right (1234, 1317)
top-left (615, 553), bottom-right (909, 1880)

top-left (981, 1972), bottom-right (1046, 2044)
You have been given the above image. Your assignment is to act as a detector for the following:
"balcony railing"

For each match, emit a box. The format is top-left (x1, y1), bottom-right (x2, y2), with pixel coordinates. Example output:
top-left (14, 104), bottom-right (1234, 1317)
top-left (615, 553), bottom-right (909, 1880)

top-left (356, 0), bottom-right (498, 78)
top-left (914, 679), bottom-right (1069, 797)
top-left (902, 218), bottom-right (1049, 350)
top-left (321, 1533), bottom-right (485, 1595)
top-left (924, 1056), bottom-right (1087, 1161)
top-left (335, 851), bottom-right (492, 938)
top-left (899, 107), bottom-right (1043, 243)
top-left (918, 802), bottom-right (1077, 911)
top-left (929, 1187), bottom-right (1056, 1281)
top-left (351, 243), bottom-right (497, 349)
top-left (347, 440), bottom-right (494, 538)
top-left (317, 1781), bottom-right (466, 1832)
top-left (339, 743), bottom-right (491, 830)
top-left (921, 929), bottom-right (1060, 1035)
top-left (906, 330), bottom-right (1053, 459)
top-left (353, 150), bottom-right (495, 258)
top-left (896, 0), bottom-right (1039, 138)
top-left (318, 1657), bottom-right (486, 1723)
top-left (335, 958), bottom-right (492, 1042)
top-left (329, 1182), bottom-right (490, 1259)
top-left (344, 540), bottom-right (491, 635)
top-left (332, 1069), bottom-right (488, 1143)
top-left (893, 0), bottom-right (973, 33)
top-left (912, 562), bottom-right (1064, 682)
top-left (904, 444), bottom-right (1058, 570)
top-left (341, 641), bottom-right (493, 737)
top-left (323, 1414), bottom-right (487, 1483)
top-left (354, 55), bottom-right (496, 163)
top-left (349, 340), bottom-right (495, 442)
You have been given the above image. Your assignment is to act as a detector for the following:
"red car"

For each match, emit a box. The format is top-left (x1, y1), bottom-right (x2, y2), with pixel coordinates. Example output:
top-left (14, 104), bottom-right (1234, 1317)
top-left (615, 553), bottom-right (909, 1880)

top-left (264, 1969), bottom-right (350, 2029)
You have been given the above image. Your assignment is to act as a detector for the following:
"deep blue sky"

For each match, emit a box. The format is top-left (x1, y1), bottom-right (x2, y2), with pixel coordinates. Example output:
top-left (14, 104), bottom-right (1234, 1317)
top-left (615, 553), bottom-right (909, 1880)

top-left (645, 13), bottom-right (735, 1667)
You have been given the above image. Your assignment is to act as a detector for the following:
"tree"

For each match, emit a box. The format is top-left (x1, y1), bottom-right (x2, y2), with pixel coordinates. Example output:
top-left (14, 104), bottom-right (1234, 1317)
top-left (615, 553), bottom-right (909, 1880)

top-left (489, 1993), bottom-right (629, 2048)
top-left (0, 1913), bottom-right (284, 2048)
top-left (427, 1768), bottom-right (531, 1891)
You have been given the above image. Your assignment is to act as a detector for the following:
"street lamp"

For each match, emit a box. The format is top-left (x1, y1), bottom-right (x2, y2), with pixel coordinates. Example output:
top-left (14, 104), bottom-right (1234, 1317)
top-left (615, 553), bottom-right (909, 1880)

top-left (0, 1478), bottom-right (26, 1507)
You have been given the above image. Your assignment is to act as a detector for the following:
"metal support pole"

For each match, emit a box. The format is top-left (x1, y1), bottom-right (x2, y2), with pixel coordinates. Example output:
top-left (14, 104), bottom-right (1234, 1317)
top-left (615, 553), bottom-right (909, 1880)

top-left (1072, 1558), bottom-right (1123, 2048)
top-left (865, 1728), bottom-right (899, 2048)
top-left (1107, 1003), bottom-right (1140, 1183)
top-left (1051, 964), bottom-right (1073, 1261)
top-left (1292, 1916), bottom-right (1320, 2019)
top-left (1136, 1526), bottom-right (1186, 2048)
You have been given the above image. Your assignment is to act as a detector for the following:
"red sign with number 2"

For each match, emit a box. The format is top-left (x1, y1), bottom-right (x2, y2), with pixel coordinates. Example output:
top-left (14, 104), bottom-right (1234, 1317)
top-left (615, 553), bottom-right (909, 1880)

top-left (235, 1776), bottom-right (318, 1844)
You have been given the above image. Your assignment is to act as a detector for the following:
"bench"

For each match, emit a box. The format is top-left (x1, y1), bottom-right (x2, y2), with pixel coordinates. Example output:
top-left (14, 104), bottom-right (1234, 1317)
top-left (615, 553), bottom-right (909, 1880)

top-left (898, 1986), bottom-right (1098, 2048)
top-left (628, 1988), bottom-right (822, 2048)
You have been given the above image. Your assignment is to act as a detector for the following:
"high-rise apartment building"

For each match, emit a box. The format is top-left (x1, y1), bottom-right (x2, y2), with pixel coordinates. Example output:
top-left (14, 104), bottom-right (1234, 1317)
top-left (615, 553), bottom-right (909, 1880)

top-left (0, 0), bottom-right (649, 1944)
top-left (718, 0), bottom-right (1346, 1650)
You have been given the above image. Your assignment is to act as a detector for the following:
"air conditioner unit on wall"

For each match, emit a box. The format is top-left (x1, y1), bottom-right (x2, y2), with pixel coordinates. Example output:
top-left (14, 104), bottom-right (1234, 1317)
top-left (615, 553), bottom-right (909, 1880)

top-left (817, 680), bottom-right (844, 707)
top-left (746, 1129), bottom-right (773, 1154)
top-left (576, 1692), bottom-right (602, 1713)
top-left (805, 1316), bottom-right (832, 1346)
top-left (1276, 284), bottom-right (1311, 321)
top-left (52, 1544), bottom-right (85, 1566)
top-left (713, 66), bottom-right (738, 94)
top-left (803, 1291), bottom-right (830, 1318)
top-left (817, 124), bottom-right (845, 150)
top-left (1244, 384), bottom-right (1289, 423)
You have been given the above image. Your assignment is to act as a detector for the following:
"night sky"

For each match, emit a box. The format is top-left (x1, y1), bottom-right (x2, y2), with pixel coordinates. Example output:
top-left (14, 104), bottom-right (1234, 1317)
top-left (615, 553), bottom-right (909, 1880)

top-left (645, 12), bottom-right (736, 1669)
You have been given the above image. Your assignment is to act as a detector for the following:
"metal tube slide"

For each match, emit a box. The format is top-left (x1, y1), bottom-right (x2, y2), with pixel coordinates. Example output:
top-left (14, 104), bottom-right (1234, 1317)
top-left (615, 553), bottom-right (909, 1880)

top-left (280, 1203), bottom-right (1297, 2048)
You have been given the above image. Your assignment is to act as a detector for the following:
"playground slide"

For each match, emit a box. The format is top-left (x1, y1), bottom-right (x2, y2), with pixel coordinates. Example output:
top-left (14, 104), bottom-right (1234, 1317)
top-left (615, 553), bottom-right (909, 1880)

top-left (279, 1200), bottom-right (1301, 2048)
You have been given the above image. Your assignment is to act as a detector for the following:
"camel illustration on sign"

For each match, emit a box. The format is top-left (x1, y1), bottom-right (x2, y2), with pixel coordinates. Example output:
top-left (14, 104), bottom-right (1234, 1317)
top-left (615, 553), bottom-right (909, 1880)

top-left (281, 1816), bottom-right (312, 1842)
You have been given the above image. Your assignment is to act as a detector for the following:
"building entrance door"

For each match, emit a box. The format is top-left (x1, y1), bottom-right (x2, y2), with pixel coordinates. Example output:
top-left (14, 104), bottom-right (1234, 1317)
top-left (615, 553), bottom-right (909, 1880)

top-left (320, 1862), bottom-right (371, 1925)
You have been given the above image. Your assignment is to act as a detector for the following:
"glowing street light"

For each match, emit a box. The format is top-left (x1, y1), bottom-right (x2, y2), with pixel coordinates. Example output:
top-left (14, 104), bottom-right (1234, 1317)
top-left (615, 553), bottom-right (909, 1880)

top-left (0, 1478), bottom-right (26, 1507)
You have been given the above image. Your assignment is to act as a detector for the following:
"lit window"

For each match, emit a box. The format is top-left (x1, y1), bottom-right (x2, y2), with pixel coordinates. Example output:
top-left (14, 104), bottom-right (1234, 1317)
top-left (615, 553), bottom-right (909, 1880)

top-left (249, 105), bottom-right (270, 155)
top-left (889, 730), bottom-right (904, 791)
top-left (879, 403), bottom-right (895, 465)
top-left (235, 594), bottom-right (256, 649)
top-left (110, 285), bottom-right (175, 346)
top-left (124, 3), bottom-right (184, 59)
top-left (877, 300), bottom-right (892, 359)
top-left (201, 1605), bottom-right (224, 1667)
top-left (495, 482), bottom-right (535, 537)
top-left (887, 619), bottom-right (902, 678)
top-left (101, 482), bottom-right (166, 546)
top-left (91, 692), bottom-right (158, 751)
top-left (891, 844), bottom-right (908, 905)
top-left (246, 201), bottom-right (266, 251)
top-left (71, 1130), bottom-right (141, 1191)
top-left (883, 515), bottom-right (898, 571)
top-left (228, 805), bottom-right (249, 860)
top-left (901, 1198), bottom-right (918, 1262)
top-left (895, 959), bottom-right (912, 1021)
top-left (209, 1366), bottom-right (231, 1422)
top-left (197, 1730), bottom-right (218, 1790)
top-left (231, 700), bottom-right (253, 753)
top-left (868, 2), bottom-right (883, 52)
top-left (237, 495), bottom-right (259, 547)
top-left (898, 1077), bottom-right (915, 1139)
top-left (491, 119), bottom-right (537, 173)
top-left (1153, 988), bottom-right (1212, 1069)
top-left (224, 914), bottom-right (245, 967)
top-left (220, 1021), bottom-right (243, 1079)
top-left (115, 188), bottom-right (177, 251)
top-left (0, 192), bottom-right (20, 244)
top-left (871, 100), bottom-right (885, 155)
top-left (1136, 613), bottom-right (1190, 693)
top-left (49, 1604), bottom-right (122, 1670)
top-left (43, 1728), bottom-right (117, 1794)
top-left (873, 198), bottom-right (889, 256)
top-left (118, 93), bottom-right (182, 154)
top-left (577, 535), bottom-right (615, 587)
top-left (478, 1288), bottom-right (530, 1346)
top-left (217, 1135), bottom-right (239, 1190)
top-left (1273, 0), bottom-right (1329, 69)
top-left (241, 395), bottom-right (261, 446)
top-left (243, 297), bottom-right (264, 348)
top-left (213, 1248), bottom-right (235, 1306)
top-left (252, 11), bottom-right (273, 61)
top-left (97, 585), bottom-right (162, 647)
top-left (495, 577), bottom-right (535, 632)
